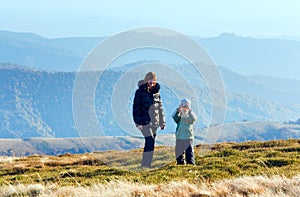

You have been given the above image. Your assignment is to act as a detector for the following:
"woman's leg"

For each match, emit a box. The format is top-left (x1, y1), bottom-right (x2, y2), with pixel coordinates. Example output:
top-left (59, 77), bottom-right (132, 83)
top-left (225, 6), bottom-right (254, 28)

top-left (141, 124), bottom-right (157, 168)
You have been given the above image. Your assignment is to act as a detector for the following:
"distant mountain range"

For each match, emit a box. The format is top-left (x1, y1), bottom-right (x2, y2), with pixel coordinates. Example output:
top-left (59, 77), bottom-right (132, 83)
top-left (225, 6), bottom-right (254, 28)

top-left (1, 30), bottom-right (300, 80)
top-left (1, 63), bottom-right (300, 140)
top-left (1, 30), bottom-right (300, 149)
top-left (195, 33), bottom-right (300, 80)
top-left (2, 30), bottom-right (300, 105)
top-left (0, 30), bottom-right (103, 71)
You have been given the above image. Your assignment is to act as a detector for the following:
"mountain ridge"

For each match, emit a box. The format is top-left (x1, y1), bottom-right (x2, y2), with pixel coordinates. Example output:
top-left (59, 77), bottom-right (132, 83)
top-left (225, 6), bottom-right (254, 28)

top-left (1, 63), bottom-right (300, 140)
top-left (1, 30), bottom-right (300, 80)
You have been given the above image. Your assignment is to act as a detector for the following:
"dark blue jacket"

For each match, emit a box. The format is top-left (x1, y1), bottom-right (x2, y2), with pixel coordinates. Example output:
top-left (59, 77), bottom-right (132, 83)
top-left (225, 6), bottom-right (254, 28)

top-left (133, 82), bottom-right (165, 127)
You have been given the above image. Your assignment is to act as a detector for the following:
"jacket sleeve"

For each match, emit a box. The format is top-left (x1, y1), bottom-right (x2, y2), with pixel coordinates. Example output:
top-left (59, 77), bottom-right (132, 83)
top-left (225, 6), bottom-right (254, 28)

top-left (159, 102), bottom-right (166, 127)
top-left (186, 110), bottom-right (197, 124)
top-left (153, 84), bottom-right (165, 128)
top-left (132, 90), bottom-right (143, 125)
top-left (172, 109), bottom-right (181, 124)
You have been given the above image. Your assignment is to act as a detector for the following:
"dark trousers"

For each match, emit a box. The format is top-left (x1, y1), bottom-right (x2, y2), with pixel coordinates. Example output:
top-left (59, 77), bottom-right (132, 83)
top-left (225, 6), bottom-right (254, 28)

top-left (175, 139), bottom-right (195, 165)
top-left (141, 124), bottom-right (158, 168)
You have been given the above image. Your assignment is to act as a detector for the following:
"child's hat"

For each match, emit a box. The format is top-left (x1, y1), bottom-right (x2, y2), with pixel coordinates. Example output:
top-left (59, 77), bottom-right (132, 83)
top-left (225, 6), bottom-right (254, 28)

top-left (181, 98), bottom-right (191, 108)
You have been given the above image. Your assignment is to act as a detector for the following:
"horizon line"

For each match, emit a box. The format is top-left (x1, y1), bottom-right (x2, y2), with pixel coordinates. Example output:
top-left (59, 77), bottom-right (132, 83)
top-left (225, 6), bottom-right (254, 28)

top-left (1, 29), bottom-right (300, 41)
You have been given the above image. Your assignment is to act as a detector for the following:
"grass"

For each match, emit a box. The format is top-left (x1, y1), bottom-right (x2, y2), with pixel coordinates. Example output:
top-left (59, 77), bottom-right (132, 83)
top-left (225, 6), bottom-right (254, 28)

top-left (0, 139), bottom-right (300, 196)
top-left (1, 176), bottom-right (300, 197)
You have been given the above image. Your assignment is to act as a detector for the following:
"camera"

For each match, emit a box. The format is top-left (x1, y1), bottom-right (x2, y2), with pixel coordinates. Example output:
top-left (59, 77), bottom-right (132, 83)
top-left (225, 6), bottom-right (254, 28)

top-left (181, 103), bottom-right (188, 108)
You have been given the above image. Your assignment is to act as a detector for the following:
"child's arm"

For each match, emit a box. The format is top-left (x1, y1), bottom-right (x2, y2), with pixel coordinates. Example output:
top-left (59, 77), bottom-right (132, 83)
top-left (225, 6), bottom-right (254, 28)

top-left (186, 110), bottom-right (197, 124)
top-left (172, 109), bottom-right (181, 123)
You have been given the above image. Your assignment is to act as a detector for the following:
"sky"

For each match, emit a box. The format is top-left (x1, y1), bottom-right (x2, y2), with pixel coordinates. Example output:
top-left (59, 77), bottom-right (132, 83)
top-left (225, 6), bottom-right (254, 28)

top-left (1, 0), bottom-right (300, 38)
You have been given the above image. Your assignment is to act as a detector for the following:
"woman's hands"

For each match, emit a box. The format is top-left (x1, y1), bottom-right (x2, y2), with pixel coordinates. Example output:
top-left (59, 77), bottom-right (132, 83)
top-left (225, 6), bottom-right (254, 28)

top-left (137, 125), bottom-right (143, 131)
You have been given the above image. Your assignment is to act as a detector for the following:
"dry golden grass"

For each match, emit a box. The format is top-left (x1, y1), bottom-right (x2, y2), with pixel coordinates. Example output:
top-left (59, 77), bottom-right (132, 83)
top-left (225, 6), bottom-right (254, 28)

top-left (1, 139), bottom-right (300, 196)
top-left (0, 174), bottom-right (299, 197)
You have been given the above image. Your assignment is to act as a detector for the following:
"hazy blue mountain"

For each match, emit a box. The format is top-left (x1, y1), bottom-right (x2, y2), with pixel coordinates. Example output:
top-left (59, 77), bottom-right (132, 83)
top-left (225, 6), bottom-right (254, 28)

top-left (249, 74), bottom-right (300, 93)
top-left (1, 63), bottom-right (300, 140)
top-left (0, 30), bottom-right (103, 71)
top-left (1, 30), bottom-right (300, 105)
top-left (218, 66), bottom-right (300, 104)
top-left (196, 33), bottom-right (300, 80)
top-left (1, 30), bottom-right (300, 80)
top-left (273, 35), bottom-right (300, 41)
top-left (1, 30), bottom-right (300, 142)
top-left (0, 64), bottom-right (129, 138)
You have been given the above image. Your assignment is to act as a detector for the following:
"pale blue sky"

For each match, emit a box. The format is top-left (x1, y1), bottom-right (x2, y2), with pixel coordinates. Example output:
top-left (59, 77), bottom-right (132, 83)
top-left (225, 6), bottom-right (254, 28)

top-left (1, 0), bottom-right (300, 38)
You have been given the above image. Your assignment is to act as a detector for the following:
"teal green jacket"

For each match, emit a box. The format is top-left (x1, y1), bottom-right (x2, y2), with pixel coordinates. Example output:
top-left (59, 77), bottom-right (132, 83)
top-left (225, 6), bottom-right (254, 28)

top-left (172, 110), bottom-right (197, 140)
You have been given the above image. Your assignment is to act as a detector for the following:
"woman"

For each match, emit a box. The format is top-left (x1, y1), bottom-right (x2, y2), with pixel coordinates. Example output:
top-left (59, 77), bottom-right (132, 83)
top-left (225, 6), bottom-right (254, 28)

top-left (133, 72), bottom-right (166, 168)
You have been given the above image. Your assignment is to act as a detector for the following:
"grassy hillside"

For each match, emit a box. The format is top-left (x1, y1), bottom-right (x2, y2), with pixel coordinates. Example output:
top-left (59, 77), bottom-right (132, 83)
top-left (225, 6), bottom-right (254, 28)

top-left (0, 139), bottom-right (300, 196)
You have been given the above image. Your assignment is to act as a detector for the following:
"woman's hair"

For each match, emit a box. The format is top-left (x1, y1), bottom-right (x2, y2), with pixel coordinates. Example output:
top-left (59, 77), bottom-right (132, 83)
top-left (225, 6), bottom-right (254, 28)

top-left (144, 72), bottom-right (157, 82)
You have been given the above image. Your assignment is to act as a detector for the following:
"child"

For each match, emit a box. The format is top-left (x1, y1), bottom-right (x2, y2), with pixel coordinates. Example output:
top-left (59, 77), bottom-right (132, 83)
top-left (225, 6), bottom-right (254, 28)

top-left (172, 98), bottom-right (197, 165)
